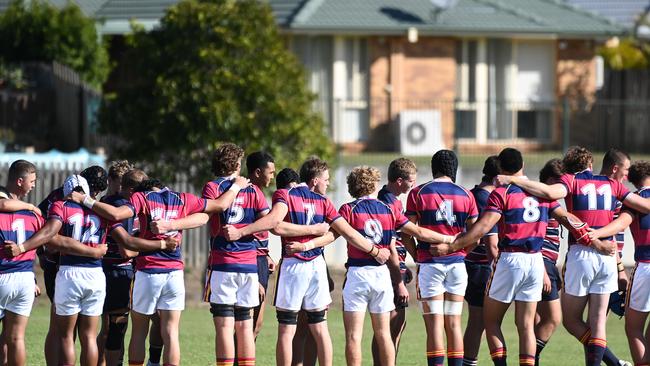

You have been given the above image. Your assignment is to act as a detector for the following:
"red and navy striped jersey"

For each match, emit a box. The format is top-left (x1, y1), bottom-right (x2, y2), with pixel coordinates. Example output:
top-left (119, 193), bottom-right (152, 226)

top-left (49, 201), bottom-right (108, 267)
top-left (486, 185), bottom-right (560, 253)
top-left (272, 183), bottom-right (341, 261)
top-left (465, 185), bottom-right (498, 264)
top-left (37, 187), bottom-right (64, 265)
top-left (614, 200), bottom-right (625, 256)
top-left (623, 188), bottom-right (650, 263)
top-left (128, 189), bottom-right (207, 273)
top-left (542, 216), bottom-right (561, 263)
top-left (0, 210), bottom-right (44, 273)
top-left (339, 197), bottom-right (402, 267)
top-left (377, 186), bottom-right (409, 272)
top-left (202, 179), bottom-right (269, 273)
top-left (253, 225), bottom-right (269, 257)
top-left (557, 171), bottom-right (630, 245)
top-left (406, 180), bottom-right (478, 264)
top-left (101, 194), bottom-right (137, 268)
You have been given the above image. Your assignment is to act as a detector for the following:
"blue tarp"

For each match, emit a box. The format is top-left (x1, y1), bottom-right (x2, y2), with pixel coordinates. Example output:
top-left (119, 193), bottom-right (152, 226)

top-left (0, 148), bottom-right (105, 170)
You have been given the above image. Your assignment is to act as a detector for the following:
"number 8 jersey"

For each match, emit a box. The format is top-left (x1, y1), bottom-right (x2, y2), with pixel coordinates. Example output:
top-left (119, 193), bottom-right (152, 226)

top-left (557, 170), bottom-right (630, 245)
top-left (486, 185), bottom-right (560, 252)
top-left (406, 180), bottom-right (478, 264)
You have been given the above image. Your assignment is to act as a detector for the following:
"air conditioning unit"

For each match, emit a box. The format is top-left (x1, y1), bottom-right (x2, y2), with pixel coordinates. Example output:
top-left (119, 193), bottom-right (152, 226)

top-left (399, 109), bottom-right (444, 156)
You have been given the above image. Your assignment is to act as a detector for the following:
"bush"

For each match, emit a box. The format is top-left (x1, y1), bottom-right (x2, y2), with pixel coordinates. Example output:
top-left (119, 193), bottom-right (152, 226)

top-left (100, 0), bottom-right (334, 185)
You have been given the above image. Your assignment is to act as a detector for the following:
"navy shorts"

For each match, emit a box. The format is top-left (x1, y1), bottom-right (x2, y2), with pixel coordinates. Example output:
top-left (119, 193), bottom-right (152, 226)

top-left (42, 261), bottom-right (58, 303)
top-left (541, 259), bottom-right (561, 302)
top-left (464, 262), bottom-right (491, 307)
top-left (257, 255), bottom-right (270, 291)
top-left (103, 266), bottom-right (134, 313)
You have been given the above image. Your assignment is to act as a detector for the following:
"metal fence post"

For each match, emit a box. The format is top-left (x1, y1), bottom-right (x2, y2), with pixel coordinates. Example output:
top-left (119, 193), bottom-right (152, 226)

top-left (562, 97), bottom-right (570, 153)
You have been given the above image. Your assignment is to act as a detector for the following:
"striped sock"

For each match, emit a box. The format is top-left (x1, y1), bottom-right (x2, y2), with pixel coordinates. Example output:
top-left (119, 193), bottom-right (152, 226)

top-left (427, 350), bottom-right (445, 366)
top-left (490, 347), bottom-right (507, 366)
top-left (447, 349), bottom-right (463, 366)
top-left (238, 358), bottom-right (256, 366)
top-left (586, 338), bottom-right (607, 366)
top-left (579, 329), bottom-right (620, 366)
top-left (128, 361), bottom-right (144, 366)
top-left (519, 353), bottom-right (535, 365)
top-left (216, 358), bottom-right (235, 366)
top-left (462, 357), bottom-right (478, 366)
top-left (535, 338), bottom-right (547, 366)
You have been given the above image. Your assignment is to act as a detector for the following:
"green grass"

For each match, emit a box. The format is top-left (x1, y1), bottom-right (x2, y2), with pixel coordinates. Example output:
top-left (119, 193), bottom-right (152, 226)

top-left (23, 299), bottom-right (633, 365)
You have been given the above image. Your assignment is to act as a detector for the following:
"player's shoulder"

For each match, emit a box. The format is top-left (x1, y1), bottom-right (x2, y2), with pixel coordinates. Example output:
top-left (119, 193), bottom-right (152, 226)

top-left (377, 186), bottom-right (396, 203)
top-left (638, 187), bottom-right (650, 198)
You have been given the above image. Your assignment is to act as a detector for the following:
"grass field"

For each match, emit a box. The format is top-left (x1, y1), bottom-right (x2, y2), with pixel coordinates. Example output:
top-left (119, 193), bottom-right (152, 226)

top-left (23, 297), bottom-right (633, 365)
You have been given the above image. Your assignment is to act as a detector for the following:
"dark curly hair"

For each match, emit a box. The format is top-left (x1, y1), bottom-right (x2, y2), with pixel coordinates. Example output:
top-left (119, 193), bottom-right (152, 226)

top-left (80, 166), bottom-right (108, 194)
top-left (134, 178), bottom-right (164, 193)
top-left (431, 150), bottom-right (458, 182)
top-left (563, 146), bottom-right (593, 174)
top-left (481, 155), bottom-right (500, 183)
top-left (539, 158), bottom-right (563, 184)
top-left (211, 143), bottom-right (244, 177)
top-left (276, 168), bottom-right (300, 190)
top-left (628, 161), bottom-right (650, 188)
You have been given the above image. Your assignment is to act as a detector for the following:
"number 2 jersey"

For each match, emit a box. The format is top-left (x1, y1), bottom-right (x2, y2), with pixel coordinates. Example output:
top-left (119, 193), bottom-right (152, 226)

top-left (406, 180), bottom-right (478, 264)
top-left (0, 210), bottom-right (44, 273)
top-left (557, 170), bottom-right (630, 245)
top-left (485, 184), bottom-right (560, 253)
top-left (48, 201), bottom-right (109, 267)
top-left (339, 197), bottom-right (402, 267)
top-left (202, 178), bottom-right (269, 273)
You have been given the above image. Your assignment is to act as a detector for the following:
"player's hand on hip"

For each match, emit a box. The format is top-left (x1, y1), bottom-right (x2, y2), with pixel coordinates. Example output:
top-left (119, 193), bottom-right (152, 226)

top-left (395, 282), bottom-right (409, 304)
top-left (374, 248), bottom-right (390, 264)
top-left (222, 225), bottom-right (242, 241)
top-left (542, 271), bottom-right (551, 294)
top-left (164, 235), bottom-right (181, 251)
top-left (267, 255), bottom-right (276, 273)
top-left (618, 270), bottom-right (629, 291)
top-left (3, 240), bottom-right (20, 257)
top-left (34, 284), bottom-right (41, 297)
top-left (151, 220), bottom-right (173, 235)
top-left (429, 243), bottom-right (451, 257)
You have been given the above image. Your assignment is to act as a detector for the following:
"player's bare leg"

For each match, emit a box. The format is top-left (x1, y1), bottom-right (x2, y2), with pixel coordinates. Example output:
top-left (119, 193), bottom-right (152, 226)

top-left (372, 306), bottom-right (406, 365)
top-left (306, 309), bottom-right (332, 366)
top-left (158, 310), bottom-right (181, 365)
top-left (585, 293), bottom-right (610, 365)
top-left (625, 307), bottom-right (649, 364)
top-left (127, 311), bottom-right (151, 365)
top-left (234, 308), bottom-right (255, 365)
top-left (515, 300), bottom-right (538, 364)
top-left (421, 294), bottom-right (445, 365)
top-left (443, 293), bottom-right (464, 365)
top-left (343, 311), bottom-right (365, 366)
top-left (534, 299), bottom-right (561, 364)
top-left (78, 314), bottom-right (100, 366)
top-left (370, 312), bottom-right (395, 366)
top-left (3, 311), bottom-right (28, 366)
top-left (277, 316), bottom-right (297, 366)
top-left (214, 315), bottom-right (235, 365)
top-left (253, 284), bottom-right (266, 339)
top-left (97, 314), bottom-right (108, 366)
top-left (44, 304), bottom-right (60, 366)
top-left (483, 296), bottom-right (510, 365)
top-left (463, 304), bottom-right (485, 362)
top-left (56, 313), bottom-right (79, 366)
top-left (561, 292), bottom-right (590, 339)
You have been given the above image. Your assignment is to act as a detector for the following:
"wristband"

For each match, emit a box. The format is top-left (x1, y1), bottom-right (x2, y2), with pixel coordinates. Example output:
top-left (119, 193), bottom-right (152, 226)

top-left (229, 183), bottom-right (241, 192)
top-left (617, 262), bottom-right (625, 272)
top-left (370, 246), bottom-right (379, 257)
top-left (366, 245), bottom-right (375, 255)
top-left (82, 195), bottom-right (96, 209)
top-left (160, 240), bottom-right (166, 250)
top-left (18, 244), bottom-right (25, 254)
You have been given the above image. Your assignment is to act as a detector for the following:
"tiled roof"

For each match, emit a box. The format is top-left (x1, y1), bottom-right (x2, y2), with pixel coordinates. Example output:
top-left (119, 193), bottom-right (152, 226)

top-left (565, 0), bottom-right (650, 29)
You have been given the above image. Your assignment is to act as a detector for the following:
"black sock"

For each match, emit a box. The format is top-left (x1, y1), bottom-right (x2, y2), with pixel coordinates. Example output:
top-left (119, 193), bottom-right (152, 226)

top-left (535, 339), bottom-right (547, 366)
top-left (602, 346), bottom-right (621, 366)
top-left (149, 345), bottom-right (163, 364)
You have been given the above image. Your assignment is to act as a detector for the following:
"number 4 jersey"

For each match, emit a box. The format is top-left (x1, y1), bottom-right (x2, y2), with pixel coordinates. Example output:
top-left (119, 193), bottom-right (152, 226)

top-left (202, 178), bottom-right (269, 273)
top-left (406, 180), bottom-right (478, 264)
top-left (486, 185), bottom-right (560, 252)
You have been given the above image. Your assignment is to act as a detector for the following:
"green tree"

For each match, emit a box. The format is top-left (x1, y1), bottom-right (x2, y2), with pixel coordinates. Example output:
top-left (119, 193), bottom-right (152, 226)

top-left (0, 0), bottom-right (109, 87)
top-left (100, 0), bottom-right (334, 185)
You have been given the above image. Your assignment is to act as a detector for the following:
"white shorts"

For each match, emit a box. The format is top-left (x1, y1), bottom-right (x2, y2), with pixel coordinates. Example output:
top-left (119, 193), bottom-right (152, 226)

top-left (628, 262), bottom-right (650, 312)
top-left (0, 271), bottom-right (35, 318)
top-left (487, 252), bottom-right (544, 303)
top-left (274, 256), bottom-right (331, 311)
top-left (55, 266), bottom-right (106, 316)
top-left (343, 265), bottom-right (395, 314)
top-left (417, 262), bottom-right (468, 299)
top-left (563, 245), bottom-right (617, 296)
top-left (207, 270), bottom-right (259, 308)
top-left (131, 270), bottom-right (185, 315)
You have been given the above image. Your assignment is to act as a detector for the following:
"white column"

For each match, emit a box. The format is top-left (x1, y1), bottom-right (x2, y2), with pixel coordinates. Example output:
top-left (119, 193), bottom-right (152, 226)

top-left (475, 38), bottom-right (488, 144)
top-left (332, 36), bottom-right (348, 143)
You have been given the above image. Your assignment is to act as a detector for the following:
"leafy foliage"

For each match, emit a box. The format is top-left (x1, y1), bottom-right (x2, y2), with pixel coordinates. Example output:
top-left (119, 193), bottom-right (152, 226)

top-left (599, 38), bottom-right (650, 70)
top-left (100, 0), bottom-right (334, 185)
top-left (0, 0), bottom-right (109, 87)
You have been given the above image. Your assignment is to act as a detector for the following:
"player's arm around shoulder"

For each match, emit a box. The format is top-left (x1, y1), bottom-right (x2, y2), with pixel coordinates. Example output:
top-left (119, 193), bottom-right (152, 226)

top-left (223, 201), bottom-right (289, 241)
top-left (48, 234), bottom-right (107, 259)
top-left (495, 175), bottom-right (567, 201)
